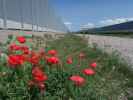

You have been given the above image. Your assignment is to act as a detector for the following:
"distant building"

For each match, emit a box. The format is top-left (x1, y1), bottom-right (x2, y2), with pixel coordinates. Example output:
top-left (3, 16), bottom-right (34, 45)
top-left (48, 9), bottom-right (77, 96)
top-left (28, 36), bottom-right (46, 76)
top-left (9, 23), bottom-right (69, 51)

top-left (0, 0), bottom-right (68, 33)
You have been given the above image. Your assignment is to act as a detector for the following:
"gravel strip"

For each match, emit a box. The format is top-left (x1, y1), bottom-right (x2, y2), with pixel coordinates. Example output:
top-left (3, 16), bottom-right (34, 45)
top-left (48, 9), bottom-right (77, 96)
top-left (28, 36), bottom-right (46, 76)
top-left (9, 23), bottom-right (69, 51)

top-left (86, 34), bottom-right (133, 69)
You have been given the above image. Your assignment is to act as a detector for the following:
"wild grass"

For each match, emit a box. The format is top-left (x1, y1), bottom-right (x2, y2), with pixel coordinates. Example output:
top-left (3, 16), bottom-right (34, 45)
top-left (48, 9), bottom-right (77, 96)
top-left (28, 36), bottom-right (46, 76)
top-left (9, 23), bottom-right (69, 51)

top-left (47, 34), bottom-right (133, 99)
top-left (0, 34), bottom-right (132, 100)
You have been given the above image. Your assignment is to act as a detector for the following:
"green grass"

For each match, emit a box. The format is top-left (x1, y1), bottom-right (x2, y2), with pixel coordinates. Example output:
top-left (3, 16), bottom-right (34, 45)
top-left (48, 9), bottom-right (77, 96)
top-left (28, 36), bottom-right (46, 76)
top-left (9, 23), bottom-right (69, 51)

top-left (0, 34), bottom-right (133, 100)
top-left (47, 34), bottom-right (133, 99)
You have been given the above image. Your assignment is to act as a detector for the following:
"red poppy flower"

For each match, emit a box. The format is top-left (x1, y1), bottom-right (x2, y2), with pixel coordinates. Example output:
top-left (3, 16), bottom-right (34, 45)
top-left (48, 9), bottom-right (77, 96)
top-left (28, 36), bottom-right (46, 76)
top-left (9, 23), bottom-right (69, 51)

top-left (79, 52), bottom-right (85, 59)
top-left (90, 62), bottom-right (97, 68)
top-left (47, 56), bottom-right (59, 64)
top-left (9, 43), bottom-right (21, 51)
top-left (29, 67), bottom-right (47, 92)
top-left (32, 67), bottom-right (48, 82)
top-left (8, 54), bottom-right (25, 67)
top-left (70, 75), bottom-right (85, 86)
top-left (22, 54), bottom-right (30, 62)
top-left (21, 46), bottom-right (29, 54)
top-left (66, 57), bottom-right (73, 64)
top-left (83, 68), bottom-right (95, 76)
top-left (48, 50), bottom-right (57, 56)
top-left (30, 54), bottom-right (40, 65)
top-left (17, 36), bottom-right (26, 43)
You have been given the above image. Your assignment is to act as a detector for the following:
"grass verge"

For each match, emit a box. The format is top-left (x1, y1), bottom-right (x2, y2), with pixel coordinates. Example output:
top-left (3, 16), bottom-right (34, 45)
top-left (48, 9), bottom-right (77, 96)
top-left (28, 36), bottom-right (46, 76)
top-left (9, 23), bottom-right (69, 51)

top-left (0, 34), bottom-right (132, 100)
top-left (47, 34), bottom-right (133, 99)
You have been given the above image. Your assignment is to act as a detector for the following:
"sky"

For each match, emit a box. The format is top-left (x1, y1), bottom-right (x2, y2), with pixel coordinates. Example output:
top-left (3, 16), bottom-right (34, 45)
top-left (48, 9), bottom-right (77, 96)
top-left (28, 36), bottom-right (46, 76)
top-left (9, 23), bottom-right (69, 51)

top-left (50, 0), bottom-right (133, 31)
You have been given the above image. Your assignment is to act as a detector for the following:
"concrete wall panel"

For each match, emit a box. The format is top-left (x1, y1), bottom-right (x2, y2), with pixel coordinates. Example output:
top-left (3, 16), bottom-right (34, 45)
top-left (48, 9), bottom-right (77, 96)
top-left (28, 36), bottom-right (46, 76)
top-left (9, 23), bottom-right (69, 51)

top-left (0, 0), bottom-right (68, 32)
top-left (21, 0), bottom-right (32, 30)
top-left (0, 0), bottom-right (4, 28)
top-left (5, 0), bottom-right (21, 29)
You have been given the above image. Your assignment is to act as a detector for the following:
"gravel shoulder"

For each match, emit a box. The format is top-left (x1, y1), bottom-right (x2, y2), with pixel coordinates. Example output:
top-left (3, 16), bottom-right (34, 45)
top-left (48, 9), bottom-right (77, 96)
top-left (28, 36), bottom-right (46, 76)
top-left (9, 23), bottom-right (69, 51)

top-left (86, 34), bottom-right (133, 69)
top-left (0, 30), bottom-right (65, 42)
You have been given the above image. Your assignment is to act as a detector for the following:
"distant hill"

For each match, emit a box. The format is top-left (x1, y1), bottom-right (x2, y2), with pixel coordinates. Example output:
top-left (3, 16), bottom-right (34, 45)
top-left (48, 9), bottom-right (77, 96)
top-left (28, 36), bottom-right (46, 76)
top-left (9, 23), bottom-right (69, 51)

top-left (82, 21), bottom-right (133, 33)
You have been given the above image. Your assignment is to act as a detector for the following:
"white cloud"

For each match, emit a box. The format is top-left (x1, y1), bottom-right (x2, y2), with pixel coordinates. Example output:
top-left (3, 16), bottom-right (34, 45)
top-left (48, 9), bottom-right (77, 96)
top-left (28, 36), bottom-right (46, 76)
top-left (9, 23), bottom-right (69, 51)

top-left (64, 22), bottom-right (72, 30)
top-left (80, 23), bottom-right (95, 30)
top-left (99, 18), bottom-right (133, 26)
top-left (64, 22), bottom-right (72, 25)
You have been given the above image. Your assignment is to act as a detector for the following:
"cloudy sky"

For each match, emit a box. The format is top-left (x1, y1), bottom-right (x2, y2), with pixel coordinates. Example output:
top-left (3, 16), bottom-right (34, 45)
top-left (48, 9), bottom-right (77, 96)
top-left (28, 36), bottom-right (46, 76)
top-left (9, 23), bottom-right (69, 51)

top-left (50, 0), bottom-right (133, 31)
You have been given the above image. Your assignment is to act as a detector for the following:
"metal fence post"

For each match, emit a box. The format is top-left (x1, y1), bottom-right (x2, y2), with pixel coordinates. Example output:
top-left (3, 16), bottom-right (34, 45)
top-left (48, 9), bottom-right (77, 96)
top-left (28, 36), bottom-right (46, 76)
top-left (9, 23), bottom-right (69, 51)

top-left (31, 0), bottom-right (34, 31)
top-left (20, 0), bottom-right (24, 30)
top-left (2, 0), bottom-right (7, 29)
top-left (36, 0), bottom-right (38, 31)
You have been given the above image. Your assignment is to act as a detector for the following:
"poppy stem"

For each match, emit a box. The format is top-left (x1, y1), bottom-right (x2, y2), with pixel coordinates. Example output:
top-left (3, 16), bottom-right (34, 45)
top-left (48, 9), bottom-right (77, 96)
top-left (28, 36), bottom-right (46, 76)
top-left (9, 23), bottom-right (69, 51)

top-left (65, 83), bottom-right (76, 99)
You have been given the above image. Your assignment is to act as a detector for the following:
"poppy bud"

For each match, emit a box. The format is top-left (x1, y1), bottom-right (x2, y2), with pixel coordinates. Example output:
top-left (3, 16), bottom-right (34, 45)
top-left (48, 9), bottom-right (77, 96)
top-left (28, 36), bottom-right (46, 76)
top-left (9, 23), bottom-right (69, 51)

top-left (79, 52), bottom-right (85, 59)
top-left (48, 50), bottom-right (57, 56)
top-left (66, 57), bottom-right (73, 64)
top-left (38, 82), bottom-right (45, 91)
top-left (70, 75), bottom-right (85, 86)
top-left (83, 68), bottom-right (95, 76)
top-left (47, 56), bottom-right (59, 64)
top-left (28, 80), bottom-right (35, 88)
top-left (90, 62), bottom-right (97, 68)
